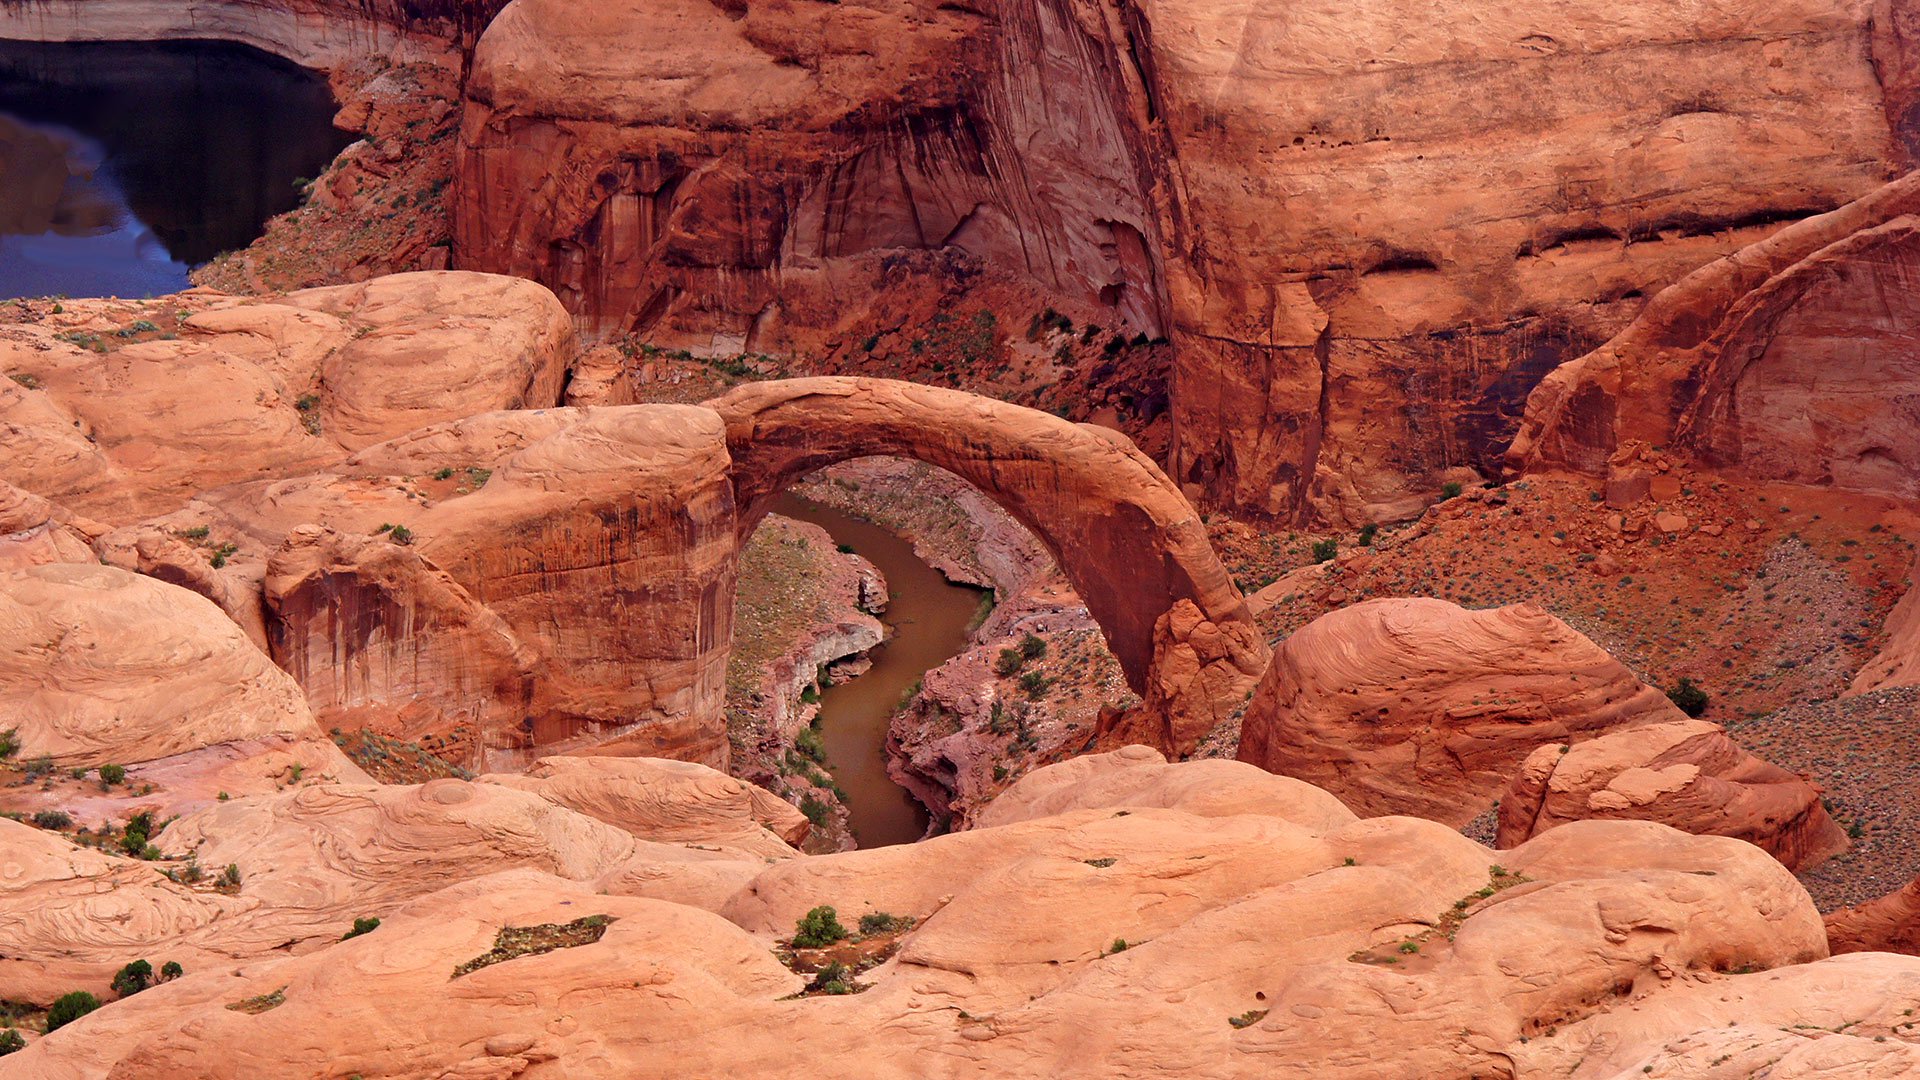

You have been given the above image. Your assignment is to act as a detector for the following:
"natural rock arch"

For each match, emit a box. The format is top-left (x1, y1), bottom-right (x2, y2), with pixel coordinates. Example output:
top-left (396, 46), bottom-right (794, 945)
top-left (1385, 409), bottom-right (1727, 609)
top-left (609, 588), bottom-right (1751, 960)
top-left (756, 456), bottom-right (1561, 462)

top-left (707, 378), bottom-right (1267, 750)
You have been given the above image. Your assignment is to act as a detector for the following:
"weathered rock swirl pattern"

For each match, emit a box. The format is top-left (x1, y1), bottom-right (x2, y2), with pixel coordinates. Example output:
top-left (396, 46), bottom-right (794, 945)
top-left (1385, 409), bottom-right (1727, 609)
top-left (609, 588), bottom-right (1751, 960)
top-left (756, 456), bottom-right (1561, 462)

top-left (1497, 719), bottom-right (1850, 872)
top-left (1237, 597), bottom-right (1688, 825)
top-left (16, 748), bottom-right (1920, 1078)
top-left (0, 564), bottom-right (325, 766)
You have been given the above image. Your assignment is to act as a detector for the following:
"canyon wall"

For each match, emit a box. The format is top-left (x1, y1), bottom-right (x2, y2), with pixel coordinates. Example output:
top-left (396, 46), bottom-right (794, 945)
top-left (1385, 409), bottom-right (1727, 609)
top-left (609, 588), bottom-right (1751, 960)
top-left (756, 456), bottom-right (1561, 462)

top-left (454, 0), bottom-right (1165, 348)
top-left (1151, 0), bottom-right (1911, 523)
top-left (446, 0), bottom-right (1920, 525)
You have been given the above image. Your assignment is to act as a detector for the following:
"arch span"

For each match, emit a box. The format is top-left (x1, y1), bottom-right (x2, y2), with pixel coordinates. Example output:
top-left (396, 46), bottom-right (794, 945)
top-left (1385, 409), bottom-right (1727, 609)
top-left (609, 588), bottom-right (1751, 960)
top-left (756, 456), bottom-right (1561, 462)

top-left (706, 377), bottom-right (1268, 751)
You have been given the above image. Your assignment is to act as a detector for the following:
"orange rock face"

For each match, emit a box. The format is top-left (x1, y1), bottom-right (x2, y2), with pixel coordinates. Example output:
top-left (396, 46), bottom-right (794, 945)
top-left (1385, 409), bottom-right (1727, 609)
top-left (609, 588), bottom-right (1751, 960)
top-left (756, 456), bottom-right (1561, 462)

top-left (0, 273), bottom-right (574, 523)
top-left (1497, 719), bottom-right (1848, 872)
top-left (707, 378), bottom-right (1266, 739)
top-left (263, 405), bottom-right (740, 769)
top-left (454, 0), bottom-right (1164, 343)
top-left (0, 564), bottom-right (329, 768)
top-left (1236, 597), bottom-right (1686, 824)
top-left (1512, 172), bottom-right (1920, 498)
top-left (15, 749), bottom-right (1920, 1079)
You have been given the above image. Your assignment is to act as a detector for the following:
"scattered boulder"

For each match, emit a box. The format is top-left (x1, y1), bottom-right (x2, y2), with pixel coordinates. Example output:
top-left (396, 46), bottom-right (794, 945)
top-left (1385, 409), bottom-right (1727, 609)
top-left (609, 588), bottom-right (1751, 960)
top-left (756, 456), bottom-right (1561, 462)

top-left (1497, 719), bottom-right (1848, 871)
top-left (1237, 597), bottom-right (1686, 824)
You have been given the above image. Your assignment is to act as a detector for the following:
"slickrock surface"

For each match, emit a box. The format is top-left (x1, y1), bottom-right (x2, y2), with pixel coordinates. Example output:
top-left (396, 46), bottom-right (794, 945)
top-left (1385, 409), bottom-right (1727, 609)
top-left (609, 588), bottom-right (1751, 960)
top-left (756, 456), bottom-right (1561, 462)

top-left (1237, 597), bottom-right (1686, 824)
top-left (479, 755), bottom-right (807, 856)
top-left (1497, 719), bottom-right (1849, 872)
top-left (0, 564), bottom-right (326, 767)
top-left (0, 478), bottom-right (101, 571)
top-left (0, 0), bottom-right (505, 71)
top-left (0, 272), bottom-right (574, 522)
top-left (12, 749), bottom-right (1919, 1079)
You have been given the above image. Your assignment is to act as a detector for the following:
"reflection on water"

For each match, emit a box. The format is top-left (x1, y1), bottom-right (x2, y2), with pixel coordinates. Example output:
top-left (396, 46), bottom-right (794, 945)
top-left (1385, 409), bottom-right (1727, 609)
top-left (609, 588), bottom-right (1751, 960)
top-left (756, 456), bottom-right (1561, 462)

top-left (0, 39), bottom-right (351, 299)
top-left (772, 494), bottom-right (990, 848)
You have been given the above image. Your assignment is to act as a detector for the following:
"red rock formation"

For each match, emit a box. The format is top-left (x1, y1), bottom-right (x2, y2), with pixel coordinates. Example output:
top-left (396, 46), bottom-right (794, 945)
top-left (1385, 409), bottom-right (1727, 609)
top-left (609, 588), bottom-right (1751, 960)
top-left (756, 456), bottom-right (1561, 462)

top-left (454, 0), bottom-right (1165, 345)
top-left (1511, 171), bottom-right (1920, 492)
top-left (22, 749), bottom-right (1914, 1079)
top-left (1152, 0), bottom-right (1909, 524)
top-left (0, 478), bottom-right (101, 571)
top-left (0, 273), bottom-right (575, 522)
top-left (706, 377), bottom-right (1266, 753)
top-left (480, 755), bottom-right (809, 853)
top-left (1827, 876), bottom-right (1920, 956)
top-left (446, 0), bottom-right (1919, 526)
top-left (265, 405), bottom-right (740, 769)
top-left (1855, 551), bottom-right (1920, 694)
top-left (1237, 597), bottom-right (1686, 824)
top-left (0, 564), bottom-right (328, 767)
top-left (1497, 719), bottom-right (1848, 871)
top-left (0, 0), bottom-right (507, 71)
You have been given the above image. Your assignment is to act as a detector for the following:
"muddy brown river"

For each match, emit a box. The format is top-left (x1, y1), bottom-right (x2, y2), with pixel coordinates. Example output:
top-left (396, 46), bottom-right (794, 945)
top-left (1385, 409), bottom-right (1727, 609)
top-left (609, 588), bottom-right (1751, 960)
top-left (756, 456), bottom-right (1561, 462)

top-left (771, 493), bottom-right (989, 847)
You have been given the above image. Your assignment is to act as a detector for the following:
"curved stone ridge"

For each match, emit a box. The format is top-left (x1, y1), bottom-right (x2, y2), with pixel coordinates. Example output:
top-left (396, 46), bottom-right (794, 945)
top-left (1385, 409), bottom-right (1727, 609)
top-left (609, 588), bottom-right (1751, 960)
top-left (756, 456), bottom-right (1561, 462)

top-left (1510, 170), bottom-right (1920, 491)
top-left (1237, 597), bottom-right (1686, 825)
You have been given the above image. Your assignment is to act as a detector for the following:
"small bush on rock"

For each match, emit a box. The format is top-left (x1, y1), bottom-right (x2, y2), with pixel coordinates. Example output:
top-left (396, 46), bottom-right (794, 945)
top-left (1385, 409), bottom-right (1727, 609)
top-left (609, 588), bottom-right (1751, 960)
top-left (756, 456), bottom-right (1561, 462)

top-left (793, 905), bottom-right (848, 948)
top-left (111, 959), bottom-right (152, 997)
top-left (45, 991), bottom-right (100, 1033)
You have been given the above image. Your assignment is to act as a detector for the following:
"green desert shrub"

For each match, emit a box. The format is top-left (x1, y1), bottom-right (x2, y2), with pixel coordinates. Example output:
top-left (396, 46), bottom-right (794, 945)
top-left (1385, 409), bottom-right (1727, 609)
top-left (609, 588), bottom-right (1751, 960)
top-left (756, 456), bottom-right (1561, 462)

top-left (45, 990), bottom-right (100, 1033)
top-left (793, 905), bottom-right (847, 949)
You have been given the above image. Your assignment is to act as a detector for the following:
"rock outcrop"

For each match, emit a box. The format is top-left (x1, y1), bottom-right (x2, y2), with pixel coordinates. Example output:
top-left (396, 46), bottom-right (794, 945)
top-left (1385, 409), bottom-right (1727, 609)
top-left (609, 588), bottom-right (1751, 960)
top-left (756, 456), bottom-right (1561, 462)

top-left (0, 273), bottom-right (574, 523)
top-left (264, 405), bottom-right (739, 769)
top-left (1236, 597), bottom-right (1686, 824)
top-left (0, 477), bottom-right (100, 571)
top-left (1512, 171), bottom-right (1920, 497)
top-left (455, 0), bottom-right (1164, 343)
top-left (1497, 719), bottom-right (1848, 871)
top-left (14, 749), bottom-right (1916, 1079)
top-left (1852, 549), bottom-right (1920, 694)
top-left (479, 755), bottom-right (808, 855)
top-left (448, 0), bottom-right (1918, 525)
top-left (0, 0), bottom-right (506, 71)
top-left (1155, 0), bottom-right (1908, 524)
top-left (0, 564), bottom-right (325, 767)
